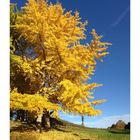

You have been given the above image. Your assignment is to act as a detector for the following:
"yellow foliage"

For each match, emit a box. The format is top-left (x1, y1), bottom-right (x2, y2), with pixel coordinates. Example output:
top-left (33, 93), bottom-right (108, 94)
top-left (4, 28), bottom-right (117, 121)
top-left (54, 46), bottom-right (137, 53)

top-left (92, 99), bottom-right (107, 106)
top-left (10, 0), bottom-right (111, 117)
top-left (10, 88), bottom-right (60, 115)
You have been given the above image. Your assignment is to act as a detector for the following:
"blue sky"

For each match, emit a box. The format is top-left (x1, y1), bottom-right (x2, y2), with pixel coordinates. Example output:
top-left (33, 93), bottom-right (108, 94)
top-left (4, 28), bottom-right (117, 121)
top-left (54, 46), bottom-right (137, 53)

top-left (11, 0), bottom-right (130, 128)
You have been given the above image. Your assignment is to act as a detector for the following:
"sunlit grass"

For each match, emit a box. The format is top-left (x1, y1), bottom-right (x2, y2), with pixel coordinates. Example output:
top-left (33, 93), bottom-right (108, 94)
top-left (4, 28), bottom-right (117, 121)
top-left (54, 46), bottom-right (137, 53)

top-left (10, 120), bottom-right (130, 140)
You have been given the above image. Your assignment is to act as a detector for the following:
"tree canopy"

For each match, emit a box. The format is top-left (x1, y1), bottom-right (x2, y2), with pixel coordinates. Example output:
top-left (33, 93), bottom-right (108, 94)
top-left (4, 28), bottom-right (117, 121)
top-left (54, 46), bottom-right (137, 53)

top-left (10, 0), bottom-right (111, 118)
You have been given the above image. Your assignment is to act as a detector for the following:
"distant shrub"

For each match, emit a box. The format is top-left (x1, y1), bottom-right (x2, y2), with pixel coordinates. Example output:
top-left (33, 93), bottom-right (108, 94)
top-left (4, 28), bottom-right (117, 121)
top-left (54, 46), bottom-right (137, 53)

top-left (110, 124), bottom-right (116, 129)
top-left (115, 120), bottom-right (126, 129)
top-left (125, 122), bottom-right (130, 130)
top-left (110, 120), bottom-right (128, 130)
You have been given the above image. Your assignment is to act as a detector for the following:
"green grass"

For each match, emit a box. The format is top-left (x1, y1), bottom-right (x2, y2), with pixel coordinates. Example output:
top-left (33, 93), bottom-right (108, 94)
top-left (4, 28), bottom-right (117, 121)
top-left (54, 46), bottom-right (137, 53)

top-left (10, 120), bottom-right (130, 140)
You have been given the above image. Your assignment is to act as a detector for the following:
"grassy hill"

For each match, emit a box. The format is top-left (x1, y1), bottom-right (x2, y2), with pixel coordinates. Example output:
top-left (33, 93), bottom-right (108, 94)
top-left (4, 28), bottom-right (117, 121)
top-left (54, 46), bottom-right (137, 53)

top-left (10, 120), bottom-right (130, 140)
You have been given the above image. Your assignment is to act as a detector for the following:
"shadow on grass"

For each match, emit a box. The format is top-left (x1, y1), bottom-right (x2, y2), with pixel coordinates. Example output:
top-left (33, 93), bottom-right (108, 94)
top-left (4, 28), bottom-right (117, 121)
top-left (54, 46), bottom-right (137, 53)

top-left (10, 121), bottom-right (72, 133)
top-left (108, 129), bottom-right (130, 134)
top-left (10, 122), bottom-right (37, 132)
top-left (73, 133), bottom-right (79, 136)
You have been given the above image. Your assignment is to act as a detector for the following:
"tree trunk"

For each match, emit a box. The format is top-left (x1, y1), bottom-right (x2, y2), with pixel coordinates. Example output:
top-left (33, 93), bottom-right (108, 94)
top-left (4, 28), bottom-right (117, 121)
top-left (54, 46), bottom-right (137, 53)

top-left (46, 115), bottom-right (50, 129)
top-left (42, 111), bottom-right (50, 129)
top-left (81, 115), bottom-right (85, 126)
top-left (36, 113), bottom-right (43, 133)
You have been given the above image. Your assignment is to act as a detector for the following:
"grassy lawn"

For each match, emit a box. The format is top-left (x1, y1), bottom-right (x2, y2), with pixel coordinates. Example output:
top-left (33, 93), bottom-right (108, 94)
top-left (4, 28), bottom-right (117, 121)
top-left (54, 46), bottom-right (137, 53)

top-left (10, 120), bottom-right (130, 140)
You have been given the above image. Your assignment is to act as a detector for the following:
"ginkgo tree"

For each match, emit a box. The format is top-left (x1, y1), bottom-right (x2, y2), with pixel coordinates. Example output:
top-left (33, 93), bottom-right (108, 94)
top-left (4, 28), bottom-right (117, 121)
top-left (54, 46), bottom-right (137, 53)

top-left (10, 0), bottom-right (111, 129)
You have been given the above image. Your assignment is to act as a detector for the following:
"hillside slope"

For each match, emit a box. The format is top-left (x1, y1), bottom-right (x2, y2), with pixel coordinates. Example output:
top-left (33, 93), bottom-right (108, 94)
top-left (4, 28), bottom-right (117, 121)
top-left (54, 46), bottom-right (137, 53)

top-left (10, 120), bottom-right (130, 140)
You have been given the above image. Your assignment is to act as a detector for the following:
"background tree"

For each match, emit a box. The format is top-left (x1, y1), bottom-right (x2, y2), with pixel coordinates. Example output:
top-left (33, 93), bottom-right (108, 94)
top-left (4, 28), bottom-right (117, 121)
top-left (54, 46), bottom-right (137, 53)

top-left (10, 0), bottom-right (111, 129)
top-left (81, 99), bottom-right (107, 126)
top-left (81, 115), bottom-right (84, 126)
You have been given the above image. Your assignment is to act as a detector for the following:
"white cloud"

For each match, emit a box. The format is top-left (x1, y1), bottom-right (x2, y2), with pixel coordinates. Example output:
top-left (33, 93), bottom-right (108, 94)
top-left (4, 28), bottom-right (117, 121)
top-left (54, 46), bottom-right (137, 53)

top-left (84, 114), bottom-right (130, 128)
